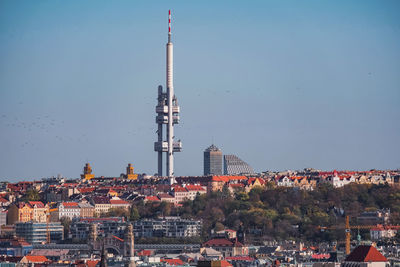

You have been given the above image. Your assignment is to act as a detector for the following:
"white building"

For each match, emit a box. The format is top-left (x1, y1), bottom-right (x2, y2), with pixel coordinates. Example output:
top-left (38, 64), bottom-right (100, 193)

top-left (58, 202), bottom-right (80, 220)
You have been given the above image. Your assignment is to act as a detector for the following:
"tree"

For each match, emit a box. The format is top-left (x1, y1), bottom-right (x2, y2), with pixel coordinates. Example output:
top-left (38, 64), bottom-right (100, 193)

top-left (24, 189), bottom-right (40, 201)
top-left (129, 205), bottom-right (140, 221)
top-left (60, 216), bottom-right (71, 239)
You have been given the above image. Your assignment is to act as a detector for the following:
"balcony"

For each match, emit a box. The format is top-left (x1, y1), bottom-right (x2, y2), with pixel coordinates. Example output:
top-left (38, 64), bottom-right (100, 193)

top-left (154, 141), bottom-right (168, 152)
top-left (156, 115), bottom-right (168, 124)
top-left (173, 141), bottom-right (182, 152)
top-left (156, 105), bottom-right (168, 114)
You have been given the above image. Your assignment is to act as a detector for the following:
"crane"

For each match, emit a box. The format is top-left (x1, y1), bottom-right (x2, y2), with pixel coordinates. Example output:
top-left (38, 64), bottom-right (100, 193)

top-left (318, 215), bottom-right (378, 255)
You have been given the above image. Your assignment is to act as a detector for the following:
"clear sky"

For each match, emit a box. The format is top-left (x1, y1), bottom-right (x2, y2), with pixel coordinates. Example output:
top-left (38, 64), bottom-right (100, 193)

top-left (1, 1), bottom-right (399, 181)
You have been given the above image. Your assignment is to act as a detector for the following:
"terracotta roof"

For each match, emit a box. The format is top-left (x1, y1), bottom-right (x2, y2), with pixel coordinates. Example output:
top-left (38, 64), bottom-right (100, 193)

top-left (345, 245), bottom-right (388, 262)
top-left (226, 256), bottom-right (254, 261)
top-left (211, 176), bottom-right (247, 182)
top-left (185, 185), bottom-right (206, 191)
top-left (25, 255), bottom-right (49, 262)
top-left (158, 193), bottom-right (174, 199)
top-left (145, 196), bottom-right (160, 202)
top-left (137, 250), bottom-right (152, 256)
top-left (219, 260), bottom-right (233, 267)
top-left (229, 183), bottom-right (244, 188)
top-left (0, 197), bottom-right (9, 203)
top-left (174, 186), bottom-right (188, 192)
top-left (161, 258), bottom-right (184, 265)
top-left (78, 187), bottom-right (95, 193)
top-left (86, 260), bottom-right (99, 267)
top-left (62, 202), bottom-right (79, 207)
top-left (28, 201), bottom-right (45, 208)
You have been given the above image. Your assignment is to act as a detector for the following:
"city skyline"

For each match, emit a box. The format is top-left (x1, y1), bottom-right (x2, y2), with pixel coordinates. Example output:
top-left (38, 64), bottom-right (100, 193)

top-left (1, 1), bottom-right (400, 181)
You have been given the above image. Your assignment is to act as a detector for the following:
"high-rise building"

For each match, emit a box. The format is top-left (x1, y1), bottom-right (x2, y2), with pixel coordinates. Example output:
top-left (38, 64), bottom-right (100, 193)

top-left (224, 154), bottom-right (254, 175)
top-left (204, 145), bottom-right (223, 175)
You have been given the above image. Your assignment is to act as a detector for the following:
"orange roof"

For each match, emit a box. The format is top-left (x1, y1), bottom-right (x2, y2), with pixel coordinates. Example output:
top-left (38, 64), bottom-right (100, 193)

top-left (211, 175), bottom-right (247, 182)
top-left (86, 260), bottom-right (99, 267)
top-left (25, 255), bottom-right (49, 263)
top-left (62, 202), bottom-right (79, 207)
top-left (78, 187), bottom-right (95, 193)
top-left (161, 259), bottom-right (184, 265)
top-left (174, 186), bottom-right (188, 192)
top-left (219, 260), bottom-right (233, 267)
top-left (185, 185), bottom-right (206, 191)
top-left (229, 183), bottom-right (244, 188)
top-left (110, 199), bottom-right (129, 205)
top-left (145, 196), bottom-right (160, 202)
top-left (137, 250), bottom-right (152, 256)
top-left (28, 201), bottom-right (45, 208)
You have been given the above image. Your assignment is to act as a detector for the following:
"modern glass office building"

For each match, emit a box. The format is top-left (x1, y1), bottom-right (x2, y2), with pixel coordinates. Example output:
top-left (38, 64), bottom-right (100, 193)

top-left (15, 222), bottom-right (64, 244)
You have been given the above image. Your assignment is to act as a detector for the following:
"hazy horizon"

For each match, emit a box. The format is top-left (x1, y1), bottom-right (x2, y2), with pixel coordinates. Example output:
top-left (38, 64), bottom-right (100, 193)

top-left (1, 1), bottom-right (399, 181)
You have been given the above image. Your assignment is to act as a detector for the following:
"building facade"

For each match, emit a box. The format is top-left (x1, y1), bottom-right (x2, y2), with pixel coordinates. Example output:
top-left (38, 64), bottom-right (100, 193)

top-left (134, 217), bottom-right (202, 238)
top-left (15, 222), bottom-right (64, 244)
top-left (204, 145), bottom-right (223, 175)
top-left (223, 155), bottom-right (254, 175)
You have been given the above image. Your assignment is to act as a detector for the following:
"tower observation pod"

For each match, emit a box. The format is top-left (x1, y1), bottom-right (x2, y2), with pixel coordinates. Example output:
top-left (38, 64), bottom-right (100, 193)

top-left (154, 10), bottom-right (182, 178)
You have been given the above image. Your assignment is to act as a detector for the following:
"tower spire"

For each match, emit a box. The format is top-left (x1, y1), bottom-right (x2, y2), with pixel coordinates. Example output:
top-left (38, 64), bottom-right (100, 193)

top-left (168, 10), bottom-right (171, 43)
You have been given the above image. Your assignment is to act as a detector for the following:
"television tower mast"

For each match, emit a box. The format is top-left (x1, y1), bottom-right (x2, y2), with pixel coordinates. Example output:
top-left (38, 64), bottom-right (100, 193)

top-left (155, 10), bottom-right (182, 178)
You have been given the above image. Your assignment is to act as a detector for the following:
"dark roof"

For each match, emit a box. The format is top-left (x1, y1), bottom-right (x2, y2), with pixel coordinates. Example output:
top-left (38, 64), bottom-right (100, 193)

top-left (202, 238), bottom-right (244, 247)
top-left (345, 245), bottom-right (388, 262)
top-left (257, 246), bottom-right (278, 254)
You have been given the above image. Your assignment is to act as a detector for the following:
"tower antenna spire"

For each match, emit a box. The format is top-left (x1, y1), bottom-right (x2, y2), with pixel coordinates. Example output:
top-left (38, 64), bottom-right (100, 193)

top-left (168, 10), bottom-right (171, 42)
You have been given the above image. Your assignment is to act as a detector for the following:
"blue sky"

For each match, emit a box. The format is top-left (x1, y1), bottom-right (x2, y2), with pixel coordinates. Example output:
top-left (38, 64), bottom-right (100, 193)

top-left (0, 1), bottom-right (399, 181)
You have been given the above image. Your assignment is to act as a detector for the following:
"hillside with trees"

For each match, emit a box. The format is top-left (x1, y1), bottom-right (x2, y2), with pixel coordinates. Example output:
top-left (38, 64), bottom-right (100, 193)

top-left (132, 183), bottom-right (400, 244)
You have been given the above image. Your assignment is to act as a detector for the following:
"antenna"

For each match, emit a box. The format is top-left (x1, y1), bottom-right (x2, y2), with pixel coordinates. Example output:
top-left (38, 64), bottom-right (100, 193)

top-left (168, 10), bottom-right (171, 42)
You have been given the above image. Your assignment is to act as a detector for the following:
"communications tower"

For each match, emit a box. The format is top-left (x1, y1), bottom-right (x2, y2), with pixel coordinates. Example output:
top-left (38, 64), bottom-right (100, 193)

top-left (154, 10), bottom-right (182, 177)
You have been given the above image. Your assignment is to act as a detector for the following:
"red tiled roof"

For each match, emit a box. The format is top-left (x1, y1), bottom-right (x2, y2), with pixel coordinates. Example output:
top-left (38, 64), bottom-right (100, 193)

top-left (110, 199), bottom-right (129, 205)
top-left (185, 185), bottom-right (206, 191)
top-left (219, 260), bottom-right (233, 267)
top-left (229, 183), bottom-right (244, 188)
top-left (78, 187), bottom-right (95, 193)
top-left (62, 202), bottom-right (79, 207)
top-left (28, 201), bottom-right (45, 208)
top-left (158, 193), bottom-right (174, 199)
top-left (226, 256), bottom-right (253, 261)
top-left (137, 250), bottom-right (152, 256)
top-left (25, 255), bottom-right (49, 263)
top-left (0, 197), bottom-right (9, 203)
top-left (174, 186), bottom-right (188, 192)
top-left (345, 245), bottom-right (388, 262)
top-left (371, 225), bottom-right (400, 231)
top-left (145, 196), bottom-right (160, 202)
top-left (63, 183), bottom-right (78, 187)
top-left (211, 175), bottom-right (247, 182)
top-left (86, 260), bottom-right (99, 267)
top-left (161, 259), bottom-right (184, 265)
top-left (311, 254), bottom-right (331, 259)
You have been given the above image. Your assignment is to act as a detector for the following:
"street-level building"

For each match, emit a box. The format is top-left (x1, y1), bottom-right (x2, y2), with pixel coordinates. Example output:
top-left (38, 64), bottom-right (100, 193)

top-left (15, 222), bottom-right (64, 244)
